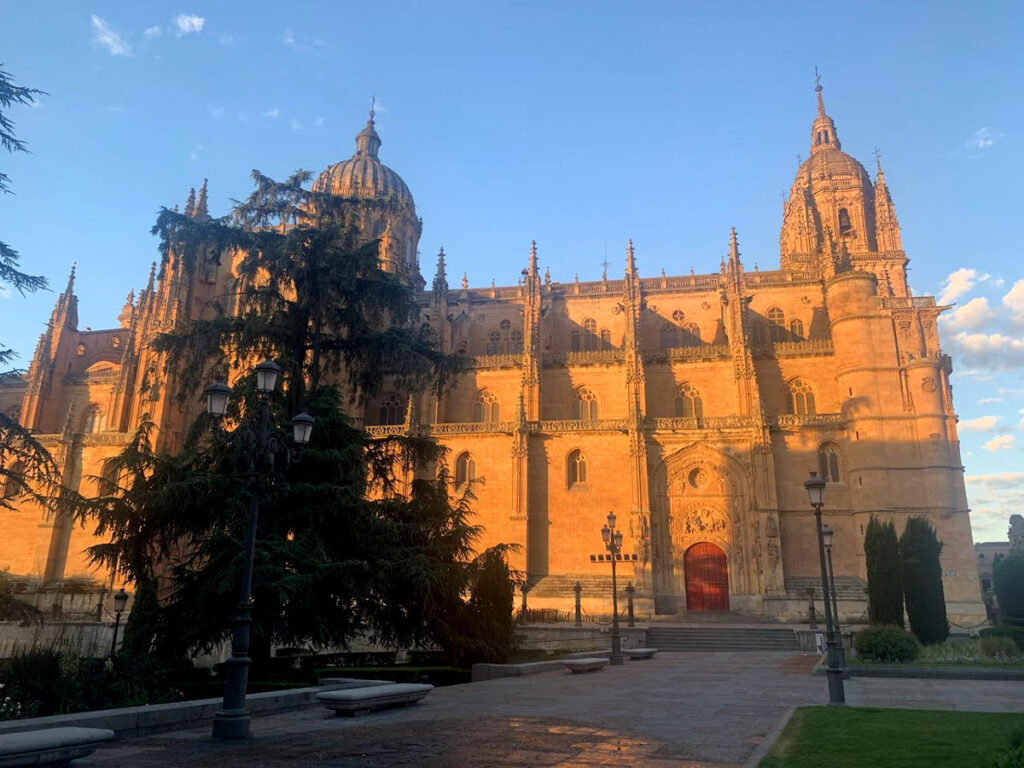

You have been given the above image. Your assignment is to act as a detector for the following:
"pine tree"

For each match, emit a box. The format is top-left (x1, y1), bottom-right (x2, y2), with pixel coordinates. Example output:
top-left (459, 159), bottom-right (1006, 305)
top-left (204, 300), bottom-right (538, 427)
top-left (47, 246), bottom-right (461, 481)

top-left (75, 172), bottom-right (486, 657)
top-left (899, 516), bottom-right (949, 644)
top-left (864, 516), bottom-right (904, 626)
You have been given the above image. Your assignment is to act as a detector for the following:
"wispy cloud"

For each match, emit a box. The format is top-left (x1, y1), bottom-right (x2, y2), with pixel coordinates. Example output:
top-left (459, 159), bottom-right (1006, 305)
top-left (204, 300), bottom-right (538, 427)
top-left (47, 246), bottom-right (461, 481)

top-left (208, 106), bottom-right (226, 120)
top-left (91, 15), bottom-right (132, 56)
top-left (977, 397), bottom-right (1003, 405)
top-left (966, 472), bottom-right (1024, 541)
top-left (143, 25), bottom-right (162, 38)
top-left (174, 14), bottom-right (205, 36)
top-left (282, 30), bottom-right (325, 55)
top-left (938, 267), bottom-right (978, 305)
top-left (289, 117), bottom-right (303, 131)
top-left (218, 32), bottom-right (239, 46)
top-left (983, 434), bottom-right (1015, 452)
top-left (967, 126), bottom-right (1003, 152)
top-left (262, 108), bottom-right (281, 120)
top-left (190, 144), bottom-right (203, 160)
top-left (961, 416), bottom-right (1000, 432)
top-left (314, 116), bottom-right (325, 128)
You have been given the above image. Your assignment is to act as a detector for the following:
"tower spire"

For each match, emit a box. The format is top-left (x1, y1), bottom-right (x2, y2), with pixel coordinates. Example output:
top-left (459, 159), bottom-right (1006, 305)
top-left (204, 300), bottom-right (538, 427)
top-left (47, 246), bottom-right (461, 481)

top-left (814, 65), bottom-right (825, 117)
top-left (354, 103), bottom-right (382, 159)
top-left (433, 246), bottom-right (448, 293)
top-left (529, 240), bottom-right (538, 275)
top-left (626, 238), bottom-right (637, 274)
top-left (809, 68), bottom-right (841, 154)
top-left (194, 179), bottom-right (209, 219)
top-left (728, 227), bottom-right (740, 265)
top-left (184, 187), bottom-right (196, 217)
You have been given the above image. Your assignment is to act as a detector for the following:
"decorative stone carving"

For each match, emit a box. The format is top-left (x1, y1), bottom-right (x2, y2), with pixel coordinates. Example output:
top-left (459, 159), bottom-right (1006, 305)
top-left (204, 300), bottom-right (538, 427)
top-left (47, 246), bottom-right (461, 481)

top-left (922, 377), bottom-right (937, 393)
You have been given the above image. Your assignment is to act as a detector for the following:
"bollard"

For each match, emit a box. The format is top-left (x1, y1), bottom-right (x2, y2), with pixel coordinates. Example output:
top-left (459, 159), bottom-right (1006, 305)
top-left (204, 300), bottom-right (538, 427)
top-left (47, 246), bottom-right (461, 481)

top-left (626, 582), bottom-right (635, 628)
top-left (573, 581), bottom-right (582, 626)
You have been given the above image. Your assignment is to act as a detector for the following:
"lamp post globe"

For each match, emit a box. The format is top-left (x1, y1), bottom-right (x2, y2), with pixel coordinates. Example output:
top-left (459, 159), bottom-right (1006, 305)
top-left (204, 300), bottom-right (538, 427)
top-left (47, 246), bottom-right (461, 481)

top-left (110, 586), bottom-right (130, 657)
top-left (204, 382), bottom-right (231, 418)
top-left (254, 359), bottom-right (281, 394)
top-left (290, 412), bottom-right (314, 445)
top-left (822, 524), bottom-right (834, 549)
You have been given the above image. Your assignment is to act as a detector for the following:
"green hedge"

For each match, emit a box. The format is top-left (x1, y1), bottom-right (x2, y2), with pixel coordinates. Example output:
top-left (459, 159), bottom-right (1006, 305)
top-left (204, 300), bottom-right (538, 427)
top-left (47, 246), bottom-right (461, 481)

top-left (980, 626), bottom-right (1024, 652)
top-left (853, 625), bottom-right (921, 662)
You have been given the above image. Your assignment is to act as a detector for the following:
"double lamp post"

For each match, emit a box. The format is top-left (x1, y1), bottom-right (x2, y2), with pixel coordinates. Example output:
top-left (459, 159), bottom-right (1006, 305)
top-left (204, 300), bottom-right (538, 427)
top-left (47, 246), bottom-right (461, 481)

top-left (203, 360), bottom-right (314, 740)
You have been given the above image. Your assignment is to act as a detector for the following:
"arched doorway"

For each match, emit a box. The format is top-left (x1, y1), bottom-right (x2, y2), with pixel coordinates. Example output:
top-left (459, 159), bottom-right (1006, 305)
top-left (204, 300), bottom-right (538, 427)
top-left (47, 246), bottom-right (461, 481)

top-left (685, 542), bottom-right (729, 611)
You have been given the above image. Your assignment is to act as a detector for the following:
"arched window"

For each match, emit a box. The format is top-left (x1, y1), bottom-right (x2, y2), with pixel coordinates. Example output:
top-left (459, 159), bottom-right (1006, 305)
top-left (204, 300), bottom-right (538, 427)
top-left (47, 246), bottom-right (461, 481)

top-left (567, 449), bottom-right (588, 488)
top-left (818, 443), bottom-right (841, 483)
top-left (838, 207), bottom-right (852, 235)
top-left (572, 388), bottom-right (599, 421)
top-left (379, 394), bottom-right (406, 426)
top-left (570, 331), bottom-right (581, 352)
top-left (681, 323), bottom-right (701, 347)
top-left (510, 329), bottom-right (523, 354)
top-left (674, 383), bottom-right (704, 418)
top-left (600, 329), bottom-right (612, 350)
top-left (582, 318), bottom-right (598, 351)
top-left (454, 452), bottom-right (476, 488)
top-left (660, 324), bottom-right (677, 350)
top-left (486, 331), bottom-right (502, 355)
top-left (83, 405), bottom-right (102, 434)
top-left (790, 318), bottom-right (805, 341)
top-left (787, 379), bottom-right (817, 416)
top-left (3, 460), bottom-right (26, 500)
top-left (473, 390), bottom-right (500, 423)
top-left (766, 307), bottom-right (786, 343)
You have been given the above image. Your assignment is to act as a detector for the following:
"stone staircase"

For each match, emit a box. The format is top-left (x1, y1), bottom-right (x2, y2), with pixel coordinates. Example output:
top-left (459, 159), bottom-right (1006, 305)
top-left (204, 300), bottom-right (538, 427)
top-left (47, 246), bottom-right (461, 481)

top-left (785, 577), bottom-right (867, 600)
top-left (646, 626), bottom-right (801, 652)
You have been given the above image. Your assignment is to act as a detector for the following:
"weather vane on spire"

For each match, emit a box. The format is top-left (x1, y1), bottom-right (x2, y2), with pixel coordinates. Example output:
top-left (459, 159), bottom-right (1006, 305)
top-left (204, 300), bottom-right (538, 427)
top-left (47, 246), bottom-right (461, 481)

top-left (369, 95), bottom-right (376, 121)
top-left (814, 65), bottom-right (822, 92)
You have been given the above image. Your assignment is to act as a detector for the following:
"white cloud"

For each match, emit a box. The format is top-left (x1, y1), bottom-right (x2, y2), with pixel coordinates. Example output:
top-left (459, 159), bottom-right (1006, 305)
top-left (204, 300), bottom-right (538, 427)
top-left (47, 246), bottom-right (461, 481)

top-left (190, 144), bottom-right (203, 160)
top-left (983, 435), bottom-right (1015, 452)
top-left (218, 32), bottom-right (239, 46)
top-left (966, 472), bottom-right (1024, 541)
top-left (91, 15), bottom-right (132, 56)
top-left (262, 108), bottom-right (281, 119)
top-left (944, 297), bottom-right (996, 332)
top-left (960, 416), bottom-right (999, 432)
top-left (977, 397), bottom-right (1003, 405)
top-left (946, 331), bottom-right (1024, 370)
top-left (282, 30), bottom-right (325, 55)
top-left (174, 14), bottom-right (204, 36)
top-left (939, 268), bottom-right (978, 305)
top-left (1002, 279), bottom-right (1024, 326)
top-left (144, 25), bottom-right (162, 38)
top-left (967, 127), bottom-right (1003, 152)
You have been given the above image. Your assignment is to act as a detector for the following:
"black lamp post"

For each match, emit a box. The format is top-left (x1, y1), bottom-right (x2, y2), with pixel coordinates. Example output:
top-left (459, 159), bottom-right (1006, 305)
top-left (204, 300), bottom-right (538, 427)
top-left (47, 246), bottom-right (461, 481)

top-left (601, 512), bottom-right (625, 666)
top-left (804, 471), bottom-right (845, 705)
top-left (821, 524), bottom-right (846, 667)
top-left (109, 587), bottom-right (130, 657)
top-left (205, 360), bottom-right (313, 740)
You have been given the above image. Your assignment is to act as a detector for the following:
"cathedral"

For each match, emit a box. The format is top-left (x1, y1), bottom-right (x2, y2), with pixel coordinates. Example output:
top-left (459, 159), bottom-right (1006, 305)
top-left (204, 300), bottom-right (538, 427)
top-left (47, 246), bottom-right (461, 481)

top-left (0, 81), bottom-right (986, 625)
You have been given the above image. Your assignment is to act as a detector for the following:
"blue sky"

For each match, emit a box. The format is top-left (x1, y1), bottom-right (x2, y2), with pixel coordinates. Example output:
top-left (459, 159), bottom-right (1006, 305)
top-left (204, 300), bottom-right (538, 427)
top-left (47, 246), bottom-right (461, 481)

top-left (1, 1), bottom-right (1022, 541)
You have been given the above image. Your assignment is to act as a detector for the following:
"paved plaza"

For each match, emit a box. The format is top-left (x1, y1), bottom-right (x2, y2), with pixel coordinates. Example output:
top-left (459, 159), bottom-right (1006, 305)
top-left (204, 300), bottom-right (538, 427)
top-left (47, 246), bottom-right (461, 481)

top-left (84, 652), bottom-right (1023, 767)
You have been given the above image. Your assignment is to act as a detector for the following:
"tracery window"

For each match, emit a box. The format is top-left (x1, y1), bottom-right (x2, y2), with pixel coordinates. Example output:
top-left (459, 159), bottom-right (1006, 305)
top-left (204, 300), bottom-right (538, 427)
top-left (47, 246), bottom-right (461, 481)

top-left (486, 319), bottom-right (519, 355)
top-left (582, 318), bottom-right (599, 351)
top-left (83, 405), bottom-right (102, 434)
top-left (787, 378), bottom-right (817, 416)
top-left (672, 310), bottom-right (685, 323)
top-left (567, 449), bottom-right (588, 488)
top-left (790, 318), bottom-right (805, 341)
top-left (2, 461), bottom-right (25, 500)
top-left (572, 388), bottom-right (599, 421)
top-left (600, 329), bottom-right (612, 350)
top-left (681, 323), bottom-right (701, 347)
top-left (454, 452), bottom-right (476, 489)
top-left (486, 331), bottom-right (502, 355)
top-left (674, 383), bottom-right (704, 418)
top-left (511, 329), bottom-right (524, 354)
top-left (570, 331), bottom-right (581, 352)
top-left (660, 323), bottom-right (677, 350)
top-left (473, 390), bottom-right (500, 423)
top-left (818, 443), bottom-right (842, 483)
top-left (379, 394), bottom-right (406, 426)
top-left (766, 307), bottom-right (786, 343)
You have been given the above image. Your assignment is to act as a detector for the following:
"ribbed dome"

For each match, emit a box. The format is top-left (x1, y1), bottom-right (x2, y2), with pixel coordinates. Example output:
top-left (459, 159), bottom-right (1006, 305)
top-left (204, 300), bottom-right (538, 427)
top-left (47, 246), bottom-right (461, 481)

top-left (312, 111), bottom-right (415, 208)
top-left (798, 147), bottom-right (871, 187)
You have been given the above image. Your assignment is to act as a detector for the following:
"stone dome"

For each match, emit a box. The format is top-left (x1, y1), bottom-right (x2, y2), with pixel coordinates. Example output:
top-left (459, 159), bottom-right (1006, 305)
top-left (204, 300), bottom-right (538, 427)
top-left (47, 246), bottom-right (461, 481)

top-left (312, 111), bottom-right (415, 208)
top-left (797, 147), bottom-right (872, 188)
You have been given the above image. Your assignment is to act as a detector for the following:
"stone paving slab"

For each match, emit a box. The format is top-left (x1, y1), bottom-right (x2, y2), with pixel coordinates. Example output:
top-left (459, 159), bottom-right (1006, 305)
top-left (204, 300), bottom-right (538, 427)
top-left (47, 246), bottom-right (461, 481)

top-left (80, 652), bottom-right (1023, 767)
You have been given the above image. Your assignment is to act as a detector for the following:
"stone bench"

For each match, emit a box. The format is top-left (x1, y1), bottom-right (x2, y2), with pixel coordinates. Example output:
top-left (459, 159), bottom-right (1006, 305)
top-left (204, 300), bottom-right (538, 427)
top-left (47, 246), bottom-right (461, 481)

top-left (624, 648), bottom-right (657, 660)
top-left (563, 658), bottom-right (609, 674)
top-left (0, 726), bottom-right (115, 768)
top-left (317, 683), bottom-right (433, 717)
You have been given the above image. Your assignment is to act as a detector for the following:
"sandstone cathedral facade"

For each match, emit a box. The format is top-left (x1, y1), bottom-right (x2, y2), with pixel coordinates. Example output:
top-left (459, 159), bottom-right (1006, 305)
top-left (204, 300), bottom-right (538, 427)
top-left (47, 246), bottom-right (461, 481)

top-left (0, 82), bottom-right (986, 624)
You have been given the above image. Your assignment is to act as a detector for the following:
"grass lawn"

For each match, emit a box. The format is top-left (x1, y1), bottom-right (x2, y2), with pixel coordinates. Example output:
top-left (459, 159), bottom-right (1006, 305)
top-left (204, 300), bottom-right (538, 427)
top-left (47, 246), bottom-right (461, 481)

top-left (760, 707), bottom-right (1024, 768)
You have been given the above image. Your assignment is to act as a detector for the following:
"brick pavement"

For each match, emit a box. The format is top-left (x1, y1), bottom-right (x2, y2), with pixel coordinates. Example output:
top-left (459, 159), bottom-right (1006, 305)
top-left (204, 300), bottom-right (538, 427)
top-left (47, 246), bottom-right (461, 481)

top-left (84, 652), bottom-right (1023, 767)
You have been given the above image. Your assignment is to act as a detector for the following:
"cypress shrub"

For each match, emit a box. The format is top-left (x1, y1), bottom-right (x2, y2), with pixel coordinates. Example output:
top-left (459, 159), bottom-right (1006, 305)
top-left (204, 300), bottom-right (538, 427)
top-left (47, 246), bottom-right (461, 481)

top-left (993, 553), bottom-right (1024, 621)
top-left (864, 516), bottom-right (904, 626)
top-left (853, 624), bottom-right (921, 662)
top-left (899, 516), bottom-right (949, 645)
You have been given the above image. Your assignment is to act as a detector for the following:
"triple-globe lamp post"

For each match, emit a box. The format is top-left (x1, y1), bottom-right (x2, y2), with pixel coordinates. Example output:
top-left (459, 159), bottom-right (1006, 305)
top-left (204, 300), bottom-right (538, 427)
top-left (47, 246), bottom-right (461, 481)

top-left (804, 471), bottom-right (845, 705)
top-left (821, 524), bottom-right (846, 667)
top-left (601, 512), bottom-right (625, 666)
top-left (109, 587), bottom-right (130, 657)
top-left (204, 360), bottom-right (314, 740)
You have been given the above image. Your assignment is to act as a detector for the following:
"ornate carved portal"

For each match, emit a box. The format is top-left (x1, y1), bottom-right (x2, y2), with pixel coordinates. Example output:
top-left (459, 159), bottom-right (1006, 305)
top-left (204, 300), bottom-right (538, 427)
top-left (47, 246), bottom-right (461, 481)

top-left (649, 444), bottom-right (761, 613)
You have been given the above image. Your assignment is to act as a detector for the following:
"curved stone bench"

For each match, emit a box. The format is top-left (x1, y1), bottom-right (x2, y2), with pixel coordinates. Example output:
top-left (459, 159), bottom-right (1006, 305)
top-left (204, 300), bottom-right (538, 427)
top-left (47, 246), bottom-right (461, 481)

top-left (624, 648), bottom-right (657, 660)
top-left (563, 658), bottom-right (609, 674)
top-left (0, 726), bottom-right (115, 768)
top-left (317, 683), bottom-right (433, 717)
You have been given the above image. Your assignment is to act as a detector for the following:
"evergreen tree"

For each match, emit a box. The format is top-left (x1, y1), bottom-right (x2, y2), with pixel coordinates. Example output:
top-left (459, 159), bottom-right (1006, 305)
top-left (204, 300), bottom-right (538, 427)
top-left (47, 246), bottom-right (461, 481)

top-left (864, 516), bottom-right (904, 626)
top-left (75, 172), bottom-right (485, 657)
top-left (0, 65), bottom-right (57, 511)
top-left (899, 516), bottom-right (949, 644)
top-left (993, 553), bottom-right (1024, 622)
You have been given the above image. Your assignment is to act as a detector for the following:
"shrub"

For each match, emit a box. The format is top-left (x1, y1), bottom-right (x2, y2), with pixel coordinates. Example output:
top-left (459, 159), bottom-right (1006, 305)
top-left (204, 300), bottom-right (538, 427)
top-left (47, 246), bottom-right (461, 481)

top-left (853, 624), bottom-right (921, 663)
top-left (994, 554), bottom-right (1024, 622)
top-left (980, 626), bottom-right (1024, 652)
top-left (981, 636), bottom-right (1021, 659)
top-left (864, 516), bottom-right (904, 626)
top-left (899, 517), bottom-right (949, 645)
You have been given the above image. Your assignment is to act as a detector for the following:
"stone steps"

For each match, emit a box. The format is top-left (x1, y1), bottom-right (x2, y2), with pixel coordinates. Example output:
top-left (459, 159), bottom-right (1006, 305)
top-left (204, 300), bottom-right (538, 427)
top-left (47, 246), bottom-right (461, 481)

top-left (647, 626), bottom-right (800, 652)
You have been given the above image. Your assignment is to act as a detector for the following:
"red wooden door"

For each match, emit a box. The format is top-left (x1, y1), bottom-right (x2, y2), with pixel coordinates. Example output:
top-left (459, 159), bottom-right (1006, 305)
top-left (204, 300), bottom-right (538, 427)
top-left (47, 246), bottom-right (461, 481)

top-left (685, 542), bottom-right (729, 610)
